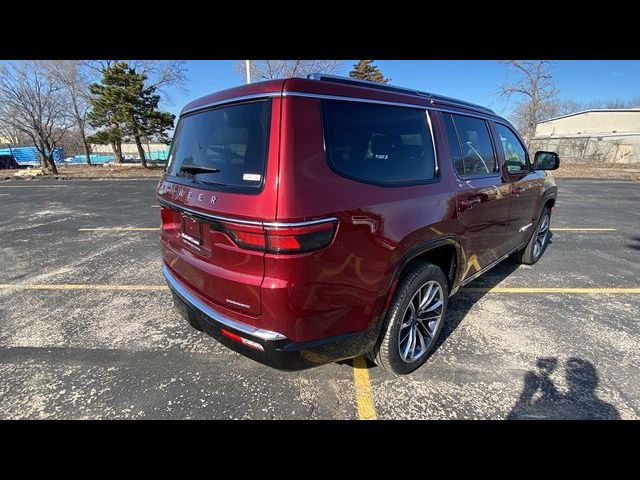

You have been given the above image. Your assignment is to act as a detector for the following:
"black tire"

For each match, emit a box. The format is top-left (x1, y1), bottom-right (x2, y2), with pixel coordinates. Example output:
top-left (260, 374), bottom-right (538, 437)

top-left (370, 262), bottom-right (449, 375)
top-left (513, 207), bottom-right (551, 265)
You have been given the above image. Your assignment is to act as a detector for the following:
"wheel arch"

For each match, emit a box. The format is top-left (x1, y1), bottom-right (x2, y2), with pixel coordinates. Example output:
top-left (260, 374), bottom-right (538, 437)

top-left (375, 237), bottom-right (462, 329)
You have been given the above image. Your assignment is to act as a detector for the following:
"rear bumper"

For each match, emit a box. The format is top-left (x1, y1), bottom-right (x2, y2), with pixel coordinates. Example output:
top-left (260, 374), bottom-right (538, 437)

top-left (163, 265), bottom-right (378, 370)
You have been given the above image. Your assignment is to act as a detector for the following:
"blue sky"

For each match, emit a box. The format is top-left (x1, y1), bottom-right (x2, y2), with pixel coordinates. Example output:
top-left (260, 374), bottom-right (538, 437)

top-left (162, 60), bottom-right (640, 119)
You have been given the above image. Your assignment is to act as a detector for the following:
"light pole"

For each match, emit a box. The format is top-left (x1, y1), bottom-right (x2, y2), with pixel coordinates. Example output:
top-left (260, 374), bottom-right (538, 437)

top-left (245, 60), bottom-right (251, 84)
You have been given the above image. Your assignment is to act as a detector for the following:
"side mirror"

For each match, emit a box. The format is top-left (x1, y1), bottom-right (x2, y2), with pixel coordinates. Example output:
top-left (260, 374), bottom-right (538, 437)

top-left (534, 151), bottom-right (560, 170)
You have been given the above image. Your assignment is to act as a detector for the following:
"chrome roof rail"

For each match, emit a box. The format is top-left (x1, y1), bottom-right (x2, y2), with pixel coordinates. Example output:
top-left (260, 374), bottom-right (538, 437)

top-left (307, 73), bottom-right (495, 115)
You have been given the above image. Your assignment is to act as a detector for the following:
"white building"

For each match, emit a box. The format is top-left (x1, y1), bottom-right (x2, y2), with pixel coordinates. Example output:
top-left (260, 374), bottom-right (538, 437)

top-left (533, 109), bottom-right (640, 164)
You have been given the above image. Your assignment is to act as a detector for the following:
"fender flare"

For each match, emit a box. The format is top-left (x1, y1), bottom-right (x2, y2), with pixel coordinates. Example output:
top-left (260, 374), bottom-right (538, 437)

top-left (374, 236), bottom-right (463, 329)
top-left (539, 186), bottom-right (558, 218)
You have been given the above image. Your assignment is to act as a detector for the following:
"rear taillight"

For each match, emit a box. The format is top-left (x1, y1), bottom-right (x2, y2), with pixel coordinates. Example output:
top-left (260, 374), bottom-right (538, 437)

top-left (264, 222), bottom-right (337, 254)
top-left (222, 222), bottom-right (266, 251)
top-left (160, 207), bottom-right (178, 233)
top-left (222, 219), bottom-right (337, 254)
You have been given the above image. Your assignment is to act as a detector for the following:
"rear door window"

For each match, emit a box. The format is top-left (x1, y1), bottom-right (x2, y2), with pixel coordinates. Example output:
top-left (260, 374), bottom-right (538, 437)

top-left (322, 100), bottom-right (437, 186)
top-left (445, 113), bottom-right (499, 178)
top-left (166, 100), bottom-right (271, 192)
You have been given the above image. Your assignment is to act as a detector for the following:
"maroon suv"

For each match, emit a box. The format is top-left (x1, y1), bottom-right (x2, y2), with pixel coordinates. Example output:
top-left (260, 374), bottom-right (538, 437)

top-left (157, 74), bottom-right (559, 374)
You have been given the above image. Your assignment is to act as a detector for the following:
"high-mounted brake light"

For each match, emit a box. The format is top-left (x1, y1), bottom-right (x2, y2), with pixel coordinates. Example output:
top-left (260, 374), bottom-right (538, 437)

top-left (222, 219), bottom-right (337, 254)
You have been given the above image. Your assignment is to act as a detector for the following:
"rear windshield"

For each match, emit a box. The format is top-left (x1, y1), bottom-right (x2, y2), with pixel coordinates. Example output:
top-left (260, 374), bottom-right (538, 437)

top-left (323, 100), bottom-right (437, 186)
top-left (166, 100), bottom-right (271, 191)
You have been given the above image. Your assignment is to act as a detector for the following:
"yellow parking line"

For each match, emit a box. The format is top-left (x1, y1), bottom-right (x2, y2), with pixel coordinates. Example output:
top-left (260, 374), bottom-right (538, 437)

top-left (553, 228), bottom-right (617, 232)
top-left (352, 356), bottom-right (377, 420)
top-left (78, 227), bottom-right (160, 231)
top-left (462, 287), bottom-right (640, 294)
top-left (0, 284), bottom-right (168, 291)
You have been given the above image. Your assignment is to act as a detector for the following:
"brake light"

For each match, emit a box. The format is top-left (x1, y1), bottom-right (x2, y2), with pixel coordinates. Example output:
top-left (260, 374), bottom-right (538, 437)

top-left (222, 219), bottom-right (337, 254)
top-left (265, 222), bottom-right (337, 254)
top-left (222, 222), bottom-right (266, 251)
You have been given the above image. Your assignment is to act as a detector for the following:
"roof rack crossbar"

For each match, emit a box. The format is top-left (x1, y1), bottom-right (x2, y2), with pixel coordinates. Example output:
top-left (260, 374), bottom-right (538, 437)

top-left (307, 73), bottom-right (495, 115)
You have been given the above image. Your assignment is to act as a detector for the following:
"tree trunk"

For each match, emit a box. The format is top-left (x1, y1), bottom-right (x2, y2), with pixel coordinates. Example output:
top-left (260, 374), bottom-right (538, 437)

top-left (133, 134), bottom-right (148, 168)
top-left (81, 132), bottom-right (92, 166)
top-left (48, 154), bottom-right (59, 175)
top-left (37, 142), bottom-right (50, 172)
top-left (39, 154), bottom-right (49, 171)
top-left (111, 141), bottom-right (123, 163)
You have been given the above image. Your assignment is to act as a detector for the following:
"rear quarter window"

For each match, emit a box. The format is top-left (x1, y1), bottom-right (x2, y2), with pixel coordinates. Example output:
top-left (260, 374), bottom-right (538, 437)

top-left (166, 100), bottom-right (271, 192)
top-left (322, 100), bottom-right (437, 186)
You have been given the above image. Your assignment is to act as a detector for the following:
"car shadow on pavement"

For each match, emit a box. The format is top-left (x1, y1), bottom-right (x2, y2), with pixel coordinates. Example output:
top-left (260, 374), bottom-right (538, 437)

top-left (507, 357), bottom-right (620, 420)
top-left (626, 236), bottom-right (640, 251)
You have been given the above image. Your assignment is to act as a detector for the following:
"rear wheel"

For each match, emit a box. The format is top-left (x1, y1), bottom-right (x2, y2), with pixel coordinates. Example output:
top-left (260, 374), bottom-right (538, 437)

top-left (513, 207), bottom-right (551, 265)
top-left (370, 262), bottom-right (448, 375)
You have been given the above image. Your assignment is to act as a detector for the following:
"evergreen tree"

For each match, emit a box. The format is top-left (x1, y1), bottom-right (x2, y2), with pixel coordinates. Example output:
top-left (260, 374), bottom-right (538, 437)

top-left (88, 62), bottom-right (175, 167)
top-left (348, 60), bottom-right (390, 84)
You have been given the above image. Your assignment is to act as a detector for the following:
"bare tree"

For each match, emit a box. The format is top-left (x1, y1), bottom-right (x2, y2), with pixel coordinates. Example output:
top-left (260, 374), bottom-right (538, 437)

top-left (497, 60), bottom-right (559, 148)
top-left (0, 61), bottom-right (73, 174)
top-left (236, 60), bottom-right (342, 82)
top-left (0, 111), bottom-right (31, 145)
top-left (41, 60), bottom-right (93, 165)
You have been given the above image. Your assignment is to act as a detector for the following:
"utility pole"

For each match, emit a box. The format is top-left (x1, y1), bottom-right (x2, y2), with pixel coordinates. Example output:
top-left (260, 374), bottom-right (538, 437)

top-left (245, 60), bottom-right (251, 84)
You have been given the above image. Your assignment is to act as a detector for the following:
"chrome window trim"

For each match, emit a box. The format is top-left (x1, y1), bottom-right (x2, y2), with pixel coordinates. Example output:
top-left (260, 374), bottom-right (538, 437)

top-left (163, 265), bottom-right (287, 341)
top-left (283, 91), bottom-right (430, 111)
top-left (157, 196), bottom-right (338, 228)
top-left (282, 91), bottom-right (503, 122)
top-left (425, 110), bottom-right (439, 175)
top-left (180, 92), bottom-right (281, 115)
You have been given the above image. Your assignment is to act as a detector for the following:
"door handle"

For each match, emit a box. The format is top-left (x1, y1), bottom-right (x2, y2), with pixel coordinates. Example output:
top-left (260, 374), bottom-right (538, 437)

top-left (459, 196), bottom-right (482, 211)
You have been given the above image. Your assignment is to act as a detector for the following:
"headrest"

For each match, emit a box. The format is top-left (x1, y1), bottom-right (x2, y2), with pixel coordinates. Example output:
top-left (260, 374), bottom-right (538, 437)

top-left (370, 135), bottom-right (393, 157)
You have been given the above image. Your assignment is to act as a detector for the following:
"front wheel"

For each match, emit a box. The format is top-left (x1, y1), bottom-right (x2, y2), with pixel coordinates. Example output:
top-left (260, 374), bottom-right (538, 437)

top-left (370, 262), bottom-right (449, 375)
top-left (513, 207), bottom-right (551, 265)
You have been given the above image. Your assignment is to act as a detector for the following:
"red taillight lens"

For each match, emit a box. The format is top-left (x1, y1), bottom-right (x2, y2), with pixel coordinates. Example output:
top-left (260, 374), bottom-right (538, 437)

top-left (222, 222), bottom-right (266, 251)
top-left (160, 207), bottom-right (178, 233)
top-left (265, 221), bottom-right (337, 254)
top-left (223, 220), bottom-right (337, 254)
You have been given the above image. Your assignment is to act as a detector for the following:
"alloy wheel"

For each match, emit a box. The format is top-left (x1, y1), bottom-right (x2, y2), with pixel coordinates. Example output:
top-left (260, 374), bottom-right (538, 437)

top-left (397, 280), bottom-right (444, 363)
top-left (532, 214), bottom-right (550, 259)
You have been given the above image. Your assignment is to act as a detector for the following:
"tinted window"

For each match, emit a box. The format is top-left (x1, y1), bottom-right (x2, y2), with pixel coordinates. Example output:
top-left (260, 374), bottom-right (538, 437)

top-left (495, 123), bottom-right (529, 174)
top-left (323, 100), bottom-right (436, 185)
top-left (167, 100), bottom-right (271, 190)
top-left (448, 114), bottom-right (498, 178)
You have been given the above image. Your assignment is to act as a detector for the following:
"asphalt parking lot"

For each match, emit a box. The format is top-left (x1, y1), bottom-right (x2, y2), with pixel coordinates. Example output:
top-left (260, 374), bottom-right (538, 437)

top-left (0, 177), bottom-right (638, 419)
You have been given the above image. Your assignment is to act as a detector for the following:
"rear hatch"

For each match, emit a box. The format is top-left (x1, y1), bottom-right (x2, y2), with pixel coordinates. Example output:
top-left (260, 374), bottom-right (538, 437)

top-left (157, 98), bottom-right (279, 316)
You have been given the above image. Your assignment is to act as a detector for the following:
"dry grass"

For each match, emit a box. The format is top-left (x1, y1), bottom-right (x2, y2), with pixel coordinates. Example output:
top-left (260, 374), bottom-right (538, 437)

top-left (2, 164), bottom-right (165, 180)
top-left (553, 162), bottom-right (640, 181)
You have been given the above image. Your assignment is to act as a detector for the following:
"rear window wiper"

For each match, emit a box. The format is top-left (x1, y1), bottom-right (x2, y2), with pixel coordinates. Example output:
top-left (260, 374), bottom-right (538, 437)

top-left (180, 165), bottom-right (221, 175)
